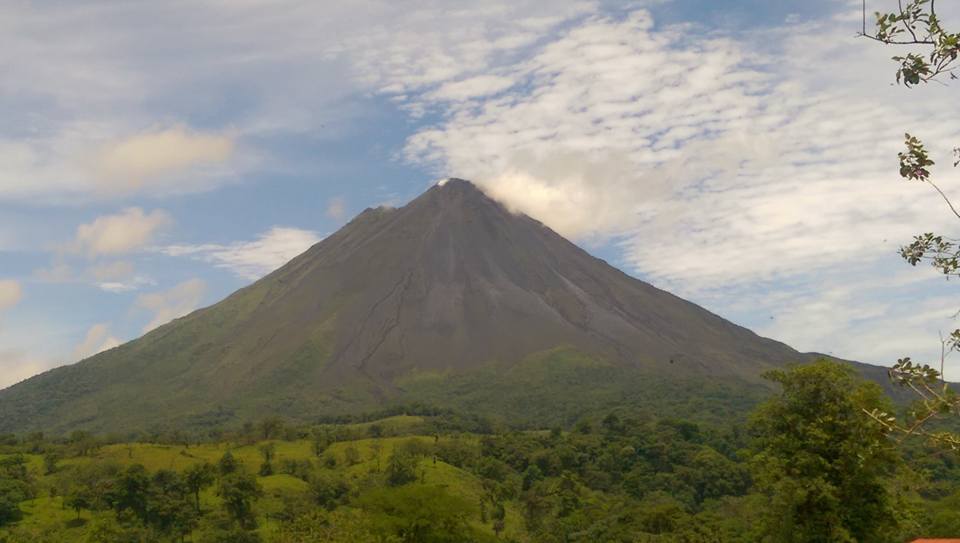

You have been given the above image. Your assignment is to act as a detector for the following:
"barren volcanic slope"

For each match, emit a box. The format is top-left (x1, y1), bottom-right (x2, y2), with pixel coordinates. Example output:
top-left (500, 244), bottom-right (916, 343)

top-left (0, 179), bottom-right (855, 434)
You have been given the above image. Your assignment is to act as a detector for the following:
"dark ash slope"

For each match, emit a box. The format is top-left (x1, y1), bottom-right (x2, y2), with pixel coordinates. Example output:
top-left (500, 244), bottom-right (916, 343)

top-left (0, 179), bottom-right (881, 434)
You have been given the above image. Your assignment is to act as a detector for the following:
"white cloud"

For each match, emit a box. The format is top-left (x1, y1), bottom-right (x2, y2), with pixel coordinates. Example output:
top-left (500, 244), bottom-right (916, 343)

top-left (369, 6), bottom-right (960, 369)
top-left (3, 0), bottom-right (959, 378)
top-left (98, 277), bottom-right (156, 294)
top-left (89, 260), bottom-right (135, 282)
top-left (393, 8), bottom-right (958, 280)
top-left (72, 323), bottom-right (121, 361)
top-left (477, 151), bottom-right (658, 239)
top-left (135, 278), bottom-right (207, 333)
top-left (428, 75), bottom-right (516, 102)
top-left (32, 258), bottom-right (153, 292)
top-left (74, 208), bottom-right (172, 258)
top-left (94, 126), bottom-right (234, 193)
top-left (0, 350), bottom-right (55, 390)
top-left (0, 1), bottom-right (594, 204)
top-left (33, 263), bottom-right (74, 283)
top-left (0, 280), bottom-right (22, 312)
top-left (735, 264), bottom-right (960, 379)
top-left (89, 261), bottom-right (154, 292)
top-left (340, 2), bottom-right (593, 100)
top-left (0, 121), bottom-right (247, 204)
top-left (163, 226), bottom-right (322, 280)
top-left (325, 197), bottom-right (347, 221)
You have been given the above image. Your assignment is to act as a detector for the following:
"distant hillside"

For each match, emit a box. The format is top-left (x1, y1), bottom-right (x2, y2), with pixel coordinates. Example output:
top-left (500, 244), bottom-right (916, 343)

top-left (0, 179), bottom-right (896, 435)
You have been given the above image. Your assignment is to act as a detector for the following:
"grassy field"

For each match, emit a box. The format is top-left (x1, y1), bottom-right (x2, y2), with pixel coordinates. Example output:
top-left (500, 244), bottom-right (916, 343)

top-left (0, 417), bottom-right (525, 542)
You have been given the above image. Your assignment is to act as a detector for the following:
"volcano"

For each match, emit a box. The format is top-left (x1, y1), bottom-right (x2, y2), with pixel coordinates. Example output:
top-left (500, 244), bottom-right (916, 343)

top-left (0, 179), bottom-right (874, 434)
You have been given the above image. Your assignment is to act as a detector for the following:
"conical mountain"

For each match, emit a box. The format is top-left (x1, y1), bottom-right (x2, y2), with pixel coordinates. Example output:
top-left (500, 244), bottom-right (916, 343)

top-left (0, 179), bottom-right (861, 434)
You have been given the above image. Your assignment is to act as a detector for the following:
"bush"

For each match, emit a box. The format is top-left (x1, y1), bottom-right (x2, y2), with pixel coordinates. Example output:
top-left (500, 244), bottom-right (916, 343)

top-left (308, 472), bottom-right (351, 510)
top-left (385, 451), bottom-right (418, 487)
top-left (358, 485), bottom-right (492, 543)
top-left (0, 478), bottom-right (29, 526)
top-left (279, 459), bottom-right (314, 482)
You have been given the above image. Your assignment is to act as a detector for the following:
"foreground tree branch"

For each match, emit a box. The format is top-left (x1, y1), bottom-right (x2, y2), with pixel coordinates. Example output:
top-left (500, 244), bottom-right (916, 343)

top-left (860, 0), bottom-right (959, 85)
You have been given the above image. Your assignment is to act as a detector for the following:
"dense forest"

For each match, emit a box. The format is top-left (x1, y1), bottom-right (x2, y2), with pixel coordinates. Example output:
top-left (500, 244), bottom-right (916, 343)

top-left (1, 360), bottom-right (959, 542)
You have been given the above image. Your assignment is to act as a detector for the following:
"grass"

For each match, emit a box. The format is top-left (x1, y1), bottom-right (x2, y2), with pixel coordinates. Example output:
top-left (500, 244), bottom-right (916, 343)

top-left (2, 416), bottom-right (526, 542)
top-left (340, 414), bottom-right (426, 435)
top-left (15, 497), bottom-right (76, 530)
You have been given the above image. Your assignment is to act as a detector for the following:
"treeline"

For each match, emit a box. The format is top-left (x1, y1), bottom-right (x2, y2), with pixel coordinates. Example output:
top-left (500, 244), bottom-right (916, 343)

top-left (0, 404), bottom-right (497, 452)
top-left (2, 360), bottom-right (960, 542)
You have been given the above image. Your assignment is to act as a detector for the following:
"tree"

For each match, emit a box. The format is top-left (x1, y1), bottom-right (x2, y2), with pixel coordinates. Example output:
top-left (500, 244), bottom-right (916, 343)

top-left (65, 488), bottom-right (93, 521)
top-left (750, 360), bottom-right (902, 542)
top-left (258, 417), bottom-right (285, 440)
top-left (275, 509), bottom-right (380, 543)
top-left (868, 356), bottom-right (960, 450)
top-left (681, 446), bottom-right (750, 504)
top-left (490, 501), bottom-right (506, 538)
top-left (370, 441), bottom-right (383, 473)
top-left (58, 461), bottom-right (121, 521)
top-left (218, 471), bottom-right (262, 529)
top-left (860, 0), bottom-right (958, 86)
top-left (601, 412), bottom-right (625, 435)
top-left (0, 455), bottom-right (34, 526)
top-left (258, 443), bottom-right (275, 476)
top-left (357, 485), bottom-right (490, 543)
top-left (860, 0), bottom-right (960, 449)
top-left (385, 450), bottom-right (419, 487)
top-left (194, 510), bottom-right (264, 543)
top-left (521, 465), bottom-right (543, 491)
top-left (68, 431), bottom-right (100, 457)
top-left (148, 469), bottom-right (197, 537)
top-left (308, 472), bottom-right (350, 510)
top-left (82, 510), bottom-right (150, 543)
top-left (42, 452), bottom-right (59, 476)
top-left (218, 451), bottom-right (238, 476)
top-left (311, 428), bottom-right (331, 458)
top-left (0, 478), bottom-right (29, 526)
top-left (520, 484), bottom-right (551, 533)
top-left (343, 444), bottom-right (361, 467)
top-left (184, 462), bottom-right (217, 513)
top-left (0, 456), bottom-right (29, 483)
top-left (110, 464), bottom-right (150, 521)
top-left (636, 491), bottom-right (689, 535)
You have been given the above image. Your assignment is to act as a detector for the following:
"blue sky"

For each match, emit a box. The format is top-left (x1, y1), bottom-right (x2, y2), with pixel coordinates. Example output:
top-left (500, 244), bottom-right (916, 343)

top-left (1, 0), bottom-right (959, 387)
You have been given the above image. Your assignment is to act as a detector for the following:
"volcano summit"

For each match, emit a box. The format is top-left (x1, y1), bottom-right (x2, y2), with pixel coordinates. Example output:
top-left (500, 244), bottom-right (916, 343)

top-left (0, 179), bottom-right (860, 434)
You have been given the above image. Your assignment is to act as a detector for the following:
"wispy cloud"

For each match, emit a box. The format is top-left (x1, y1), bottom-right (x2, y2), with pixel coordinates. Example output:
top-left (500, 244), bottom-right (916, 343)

top-left (94, 126), bottom-right (234, 193)
top-left (0, 350), bottom-right (54, 390)
top-left (3, 0), bottom-right (959, 385)
top-left (162, 227), bottom-right (322, 281)
top-left (325, 197), bottom-right (347, 222)
top-left (72, 323), bottom-right (121, 361)
top-left (74, 208), bottom-right (172, 258)
top-left (88, 261), bottom-right (153, 293)
top-left (426, 75), bottom-right (517, 102)
top-left (89, 260), bottom-right (134, 282)
top-left (30, 209), bottom-right (168, 293)
top-left (135, 279), bottom-right (207, 333)
top-left (33, 263), bottom-right (74, 284)
top-left (0, 1), bottom-right (589, 205)
top-left (368, 5), bottom-right (960, 369)
top-left (0, 280), bottom-right (22, 312)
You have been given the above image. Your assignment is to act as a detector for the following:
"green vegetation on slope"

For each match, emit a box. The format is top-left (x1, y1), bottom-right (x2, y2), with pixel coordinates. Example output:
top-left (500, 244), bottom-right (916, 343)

top-left (398, 347), bottom-right (771, 428)
top-left (0, 345), bottom-right (778, 439)
top-left (1, 361), bottom-right (960, 542)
